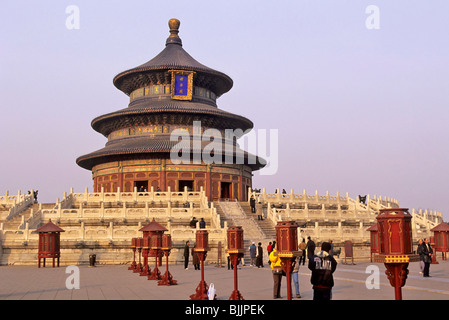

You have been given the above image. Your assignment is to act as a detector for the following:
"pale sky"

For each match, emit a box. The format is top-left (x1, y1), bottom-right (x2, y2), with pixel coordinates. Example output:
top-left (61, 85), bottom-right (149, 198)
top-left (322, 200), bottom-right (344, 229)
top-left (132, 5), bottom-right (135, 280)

top-left (1, 1), bottom-right (448, 221)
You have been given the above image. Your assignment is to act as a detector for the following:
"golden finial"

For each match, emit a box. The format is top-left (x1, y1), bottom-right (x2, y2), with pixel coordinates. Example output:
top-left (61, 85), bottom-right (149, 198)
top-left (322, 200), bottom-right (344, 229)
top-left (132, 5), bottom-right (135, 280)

top-left (166, 18), bottom-right (182, 46)
top-left (168, 18), bottom-right (180, 37)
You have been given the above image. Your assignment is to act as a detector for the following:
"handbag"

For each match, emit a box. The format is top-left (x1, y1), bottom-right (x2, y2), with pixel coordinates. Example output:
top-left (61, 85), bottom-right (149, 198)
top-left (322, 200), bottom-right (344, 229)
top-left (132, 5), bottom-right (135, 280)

top-left (273, 267), bottom-right (283, 275)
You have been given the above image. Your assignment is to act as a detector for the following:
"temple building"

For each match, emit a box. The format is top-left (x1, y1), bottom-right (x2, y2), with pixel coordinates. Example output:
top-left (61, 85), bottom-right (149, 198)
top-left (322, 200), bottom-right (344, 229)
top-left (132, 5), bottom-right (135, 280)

top-left (76, 19), bottom-right (265, 201)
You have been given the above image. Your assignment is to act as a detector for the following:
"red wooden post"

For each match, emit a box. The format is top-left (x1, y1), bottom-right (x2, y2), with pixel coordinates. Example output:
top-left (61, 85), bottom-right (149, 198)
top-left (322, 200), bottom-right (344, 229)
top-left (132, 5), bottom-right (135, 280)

top-left (148, 234), bottom-right (162, 280)
top-left (158, 234), bottom-right (177, 286)
top-left (134, 238), bottom-right (143, 273)
top-left (367, 224), bottom-right (379, 263)
top-left (138, 219), bottom-right (167, 280)
top-left (275, 221), bottom-right (300, 301)
top-left (190, 230), bottom-right (209, 300)
top-left (140, 236), bottom-right (151, 276)
top-left (374, 208), bottom-right (419, 300)
top-left (227, 226), bottom-right (244, 300)
top-left (129, 238), bottom-right (137, 270)
top-left (430, 223), bottom-right (449, 261)
top-left (35, 220), bottom-right (64, 268)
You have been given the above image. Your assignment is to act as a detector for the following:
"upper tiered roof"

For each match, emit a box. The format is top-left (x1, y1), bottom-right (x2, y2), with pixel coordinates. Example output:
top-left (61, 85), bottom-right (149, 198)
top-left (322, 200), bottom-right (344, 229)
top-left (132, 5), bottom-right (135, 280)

top-left (76, 19), bottom-right (265, 172)
top-left (113, 19), bottom-right (233, 98)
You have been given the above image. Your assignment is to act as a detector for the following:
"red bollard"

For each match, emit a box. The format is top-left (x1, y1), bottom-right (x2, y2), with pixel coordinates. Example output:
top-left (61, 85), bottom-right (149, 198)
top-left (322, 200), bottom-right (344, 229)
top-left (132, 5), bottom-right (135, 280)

top-left (227, 226), bottom-right (244, 300)
top-left (374, 208), bottom-right (419, 300)
top-left (190, 230), bottom-right (209, 300)
top-left (158, 234), bottom-right (177, 286)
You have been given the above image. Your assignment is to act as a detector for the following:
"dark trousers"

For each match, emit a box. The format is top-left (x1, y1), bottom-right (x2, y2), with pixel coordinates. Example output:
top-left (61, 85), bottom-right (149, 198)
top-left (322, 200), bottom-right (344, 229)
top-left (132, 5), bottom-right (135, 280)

top-left (299, 252), bottom-right (306, 265)
top-left (423, 262), bottom-right (430, 277)
top-left (313, 288), bottom-right (332, 300)
top-left (272, 273), bottom-right (282, 298)
top-left (184, 256), bottom-right (189, 269)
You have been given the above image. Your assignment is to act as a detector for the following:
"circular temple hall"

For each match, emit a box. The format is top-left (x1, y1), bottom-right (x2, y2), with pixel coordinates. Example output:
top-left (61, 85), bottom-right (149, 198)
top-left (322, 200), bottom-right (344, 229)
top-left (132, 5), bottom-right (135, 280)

top-left (76, 19), bottom-right (265, 201)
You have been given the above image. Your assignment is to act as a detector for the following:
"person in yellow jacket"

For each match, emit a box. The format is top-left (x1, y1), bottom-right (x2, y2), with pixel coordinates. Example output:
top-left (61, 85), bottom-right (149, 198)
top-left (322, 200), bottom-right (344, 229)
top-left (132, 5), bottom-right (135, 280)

top-left (269, 242), bottom-right (284, 299)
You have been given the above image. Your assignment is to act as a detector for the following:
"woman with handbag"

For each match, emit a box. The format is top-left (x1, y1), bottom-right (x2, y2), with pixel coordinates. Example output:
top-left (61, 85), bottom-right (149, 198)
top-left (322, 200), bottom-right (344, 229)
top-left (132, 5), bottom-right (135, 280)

top-left (269, 244), bottom-right (284, 299)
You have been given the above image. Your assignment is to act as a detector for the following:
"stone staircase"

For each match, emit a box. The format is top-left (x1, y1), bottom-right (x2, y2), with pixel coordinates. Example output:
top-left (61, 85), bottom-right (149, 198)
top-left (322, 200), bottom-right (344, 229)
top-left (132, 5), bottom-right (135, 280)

top-left (239, 201), bottom-right (276, 240)
top-left (215, 200), bottom-right (275, 242)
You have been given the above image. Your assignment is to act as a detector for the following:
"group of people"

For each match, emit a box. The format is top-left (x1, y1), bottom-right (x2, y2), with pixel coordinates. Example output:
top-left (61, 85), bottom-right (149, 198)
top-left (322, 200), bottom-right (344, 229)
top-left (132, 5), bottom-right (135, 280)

top-left (269, 236), bottom-right (337, 300)
top-left (189, 217), bottom-right (206, 229)
top-left (249, 196), bottom-right (264, 220)
top-left (183, 241), bottom-right (200, 270)
top-left (417, 238), bottom-right (433, 277)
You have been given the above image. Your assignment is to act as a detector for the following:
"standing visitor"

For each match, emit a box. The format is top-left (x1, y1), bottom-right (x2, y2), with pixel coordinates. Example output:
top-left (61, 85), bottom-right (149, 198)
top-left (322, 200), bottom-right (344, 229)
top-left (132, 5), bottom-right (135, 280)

top-left (184, 241), bottom-right (190, 270)
top-left (192, 244), bottom-right (200, 270)
top-left (422, 238), bottom-right (433, 277)
top-left (269, 243), bottom-right (284, 299)
top-left (299, 238), bottom-right (307, 265)
top-left (256, 242), bottom-right (264, 268)
top-left (417, 239), bottom-right (424, 274)
top-left (292, 254), bottom-right (301, 298)
top-left (250, 196), bottom-right (256, 213)
top-left (308, 242), bottom-right (337, 300)
top-left (249, 242), bottom-right (257, 266)
top-left (306, 236), bottom-right (316, 261)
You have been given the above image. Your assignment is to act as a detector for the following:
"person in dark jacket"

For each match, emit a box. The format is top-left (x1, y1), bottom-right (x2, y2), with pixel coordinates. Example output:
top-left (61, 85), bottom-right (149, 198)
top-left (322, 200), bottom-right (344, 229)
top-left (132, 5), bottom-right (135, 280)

top-left (308, 241), bottom-right (337, 300)
top-left (422, 238), bottom-right (433, 277)
top-left (250, 196), bottom-right (256, 213)
top-left (256, 242), bottom-right (264, 268)
top-left (417, 239), bottom-right (424, 274)
top-left (306, 236), bottom-right (316, 261)
top-left (192, 244), bottom-right (200, 270)
top-left (184, 241), bottom-right (190, 270)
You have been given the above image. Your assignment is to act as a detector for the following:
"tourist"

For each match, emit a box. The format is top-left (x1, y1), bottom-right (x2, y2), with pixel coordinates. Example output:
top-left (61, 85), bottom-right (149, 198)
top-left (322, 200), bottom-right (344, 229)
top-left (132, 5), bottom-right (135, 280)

top-left (256, 242), bottom-right (264, 268)
top-left (306, 236), bottom-right (316, 261)
top-left (250, 195), bottom-right (256, 213)
top-left (292, 254), bottom-right (301, 298)
top-left (417, 239), bottom-right (424, 274)
top-left (189, 217), bottom-right (198, 228)
top-left (308, 241), bottom-right (337, 300)
top-left (199, 218), bottom-right (206, 229)
top-left (192, 244), bottom-right (200, 270)
top-left (422, 238), bottom-right (433, 277)
top-left (267, 242), bottom-right (273, 265)
top-left (249, 242), bottom-right (257, 266)
top-left (227, 252), bottom-right (233, 270)
top-left (257, 207), bottom-right (264, 221)
top-left (269, 243), bottom-right (284, 299)
top-left (267, 241), bottom-right (273, 254)
top-left (299, 238), bottom-right (307, 265)
top-left (329, 240), bottom-right (334, 258)
top-left (184, 241), bottom-right (190, 270)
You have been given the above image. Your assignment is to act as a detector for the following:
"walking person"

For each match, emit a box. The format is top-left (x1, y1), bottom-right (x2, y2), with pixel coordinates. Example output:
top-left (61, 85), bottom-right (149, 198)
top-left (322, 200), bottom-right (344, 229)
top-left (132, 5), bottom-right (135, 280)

top-left (192, 244), bottom-right (200, 270)
top-left (299, 238), bottom-right (307, 265)
top-left (269, 243), bottom-right (284, 299)
top-left (249, 242), bottom-right (257, 267)
top-left (267, 241), bottom-right (273, 265)
top-left (184, 241), bottom-right (190, 270)
top-left (292, 254), bottom-right (301, 298)
top-left (417, 239), bottom-right (425, 274)
top-left (250, 195), bottom-right (256, 213)
top-left (308, 242), bottom-right (337, 300)
top-left (422, 238), bottom-right (433, 277)
top-left (256, 242), bottom-right (264, 268)
top-left (306, 236), bottom-right (316, 261)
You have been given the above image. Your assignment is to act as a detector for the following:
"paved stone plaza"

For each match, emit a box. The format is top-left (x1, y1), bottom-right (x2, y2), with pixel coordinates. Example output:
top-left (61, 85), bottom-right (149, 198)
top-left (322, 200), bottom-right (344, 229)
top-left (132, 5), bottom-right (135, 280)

top-left (0, 260), bottom-right (448, 300)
